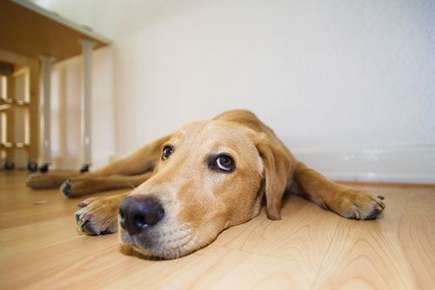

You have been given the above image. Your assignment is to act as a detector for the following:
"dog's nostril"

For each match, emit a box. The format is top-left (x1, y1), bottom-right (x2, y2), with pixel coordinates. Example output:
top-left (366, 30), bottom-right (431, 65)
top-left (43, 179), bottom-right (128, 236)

top-left (134, 214), bottom-right (146, 229)
top-left (133, 205), bottom-right (165, 229)
top-left (119, 208), bottom-right (126, 229)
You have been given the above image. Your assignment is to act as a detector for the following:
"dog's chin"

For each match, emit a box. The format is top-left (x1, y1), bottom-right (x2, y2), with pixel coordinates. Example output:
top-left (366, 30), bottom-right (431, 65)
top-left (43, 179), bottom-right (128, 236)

top-left (119, 224), bottom-right (196, 259)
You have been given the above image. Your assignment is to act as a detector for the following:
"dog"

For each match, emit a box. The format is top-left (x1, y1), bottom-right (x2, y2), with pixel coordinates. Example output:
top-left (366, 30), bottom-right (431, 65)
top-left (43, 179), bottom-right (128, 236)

top-left (26, 110), bottom-right (385, 259)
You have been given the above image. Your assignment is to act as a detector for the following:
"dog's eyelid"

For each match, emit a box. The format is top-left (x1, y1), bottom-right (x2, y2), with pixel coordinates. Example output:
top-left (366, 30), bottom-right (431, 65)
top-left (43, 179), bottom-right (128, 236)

top-left (207, 152), bottom-right (236, 173)
top-left (161, 144), bottom-right (174, 160)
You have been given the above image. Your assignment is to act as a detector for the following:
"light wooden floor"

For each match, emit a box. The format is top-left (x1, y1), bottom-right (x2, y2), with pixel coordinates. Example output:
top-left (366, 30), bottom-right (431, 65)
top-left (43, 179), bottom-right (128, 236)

top-left (0, 172), bottom-right (434, 290)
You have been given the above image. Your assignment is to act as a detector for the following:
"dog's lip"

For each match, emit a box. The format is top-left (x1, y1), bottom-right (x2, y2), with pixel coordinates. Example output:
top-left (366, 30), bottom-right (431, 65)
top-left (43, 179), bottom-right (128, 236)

top-left (120, 226), bottom-right (157, 250)
top-left (119, 225), bottom-right (196, 259)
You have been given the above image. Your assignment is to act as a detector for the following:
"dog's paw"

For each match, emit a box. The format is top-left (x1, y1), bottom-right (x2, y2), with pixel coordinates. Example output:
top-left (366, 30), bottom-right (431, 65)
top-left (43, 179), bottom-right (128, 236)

top-left (61, 179), bottom-right (90, 197)
top-left (61, 179), bottom-right (75, 197)
top-left (330, 189), bottom-right (385, 220)
top-left (26, 174), bottom-right (45, 189)
top-left (26, 173), bottom-right (56, 189)
top-left (75, 197), bottom-right (118, 235)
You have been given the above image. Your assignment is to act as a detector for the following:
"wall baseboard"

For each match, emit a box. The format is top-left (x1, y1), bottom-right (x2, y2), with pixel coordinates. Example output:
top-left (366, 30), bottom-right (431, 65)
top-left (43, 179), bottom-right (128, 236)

top-left (293, 145), bottom-right (435, 184)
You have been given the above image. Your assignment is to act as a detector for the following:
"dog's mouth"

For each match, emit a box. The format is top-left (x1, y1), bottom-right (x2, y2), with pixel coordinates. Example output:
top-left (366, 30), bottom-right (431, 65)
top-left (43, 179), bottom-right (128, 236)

top-left (119, 223), bottom-right (196, 259)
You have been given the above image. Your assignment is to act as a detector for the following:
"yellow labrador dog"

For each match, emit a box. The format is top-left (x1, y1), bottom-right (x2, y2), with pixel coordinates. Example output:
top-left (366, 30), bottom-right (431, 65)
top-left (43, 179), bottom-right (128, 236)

top-left (27, 110), bottom-right (385, 259)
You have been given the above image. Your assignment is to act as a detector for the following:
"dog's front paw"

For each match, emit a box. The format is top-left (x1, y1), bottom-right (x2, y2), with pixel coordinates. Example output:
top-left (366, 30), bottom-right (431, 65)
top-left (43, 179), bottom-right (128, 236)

top-left (26, 173), bottom-right (62, 189)
top-left (330, 189), bottom-right (385, 220)
top-left (26, 174), bottom-right (45, 189)
top-left (62, 179), bottom-right (92, 197)
top-left (75, 197), bottom-right (119, 235)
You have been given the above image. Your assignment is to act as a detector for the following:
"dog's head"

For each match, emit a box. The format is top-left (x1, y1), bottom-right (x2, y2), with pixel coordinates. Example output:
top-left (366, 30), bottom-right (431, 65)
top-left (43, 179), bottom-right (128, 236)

top-left (119, 119), bottom-right (294, 259)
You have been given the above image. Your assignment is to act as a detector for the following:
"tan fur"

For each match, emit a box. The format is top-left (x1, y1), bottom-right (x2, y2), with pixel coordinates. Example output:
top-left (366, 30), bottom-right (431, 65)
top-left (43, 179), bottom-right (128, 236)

top-left (27, 109), bottom-right (385, 259)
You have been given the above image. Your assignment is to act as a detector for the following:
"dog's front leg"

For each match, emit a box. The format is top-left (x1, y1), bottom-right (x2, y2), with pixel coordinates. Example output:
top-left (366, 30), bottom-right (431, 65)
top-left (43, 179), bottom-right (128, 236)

top-left (293, 162), bottom-right (385, 220)
top-left (26, 134), bottom-right (171, 193)
top-left (26, 170), bottom-right (80, 189)
top-left (75, 192), bottom-right (128, 235)
top-left (62, 172), bottom-right (153, 197)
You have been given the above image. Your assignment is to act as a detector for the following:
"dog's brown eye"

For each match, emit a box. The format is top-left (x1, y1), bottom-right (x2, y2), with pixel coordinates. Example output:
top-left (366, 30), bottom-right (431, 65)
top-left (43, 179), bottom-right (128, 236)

top-left (209, 154), bottom-right (235, 173)
top-left (161, 145), bottom-right (174, 160)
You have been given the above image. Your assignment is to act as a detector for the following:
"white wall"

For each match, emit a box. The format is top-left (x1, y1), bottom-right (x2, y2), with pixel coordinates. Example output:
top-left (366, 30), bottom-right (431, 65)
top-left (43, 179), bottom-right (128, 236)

top-left (35, 0), bottom-right (435, 182)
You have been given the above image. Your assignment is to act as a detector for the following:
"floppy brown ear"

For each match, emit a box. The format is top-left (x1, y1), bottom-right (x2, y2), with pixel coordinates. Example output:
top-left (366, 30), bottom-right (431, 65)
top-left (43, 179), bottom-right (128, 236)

top-left (256, 135), bottom-right (293, 220)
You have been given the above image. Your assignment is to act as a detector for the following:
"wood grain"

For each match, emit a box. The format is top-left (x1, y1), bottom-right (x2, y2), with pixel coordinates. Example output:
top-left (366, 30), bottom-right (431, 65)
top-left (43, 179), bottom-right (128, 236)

top-left (0, 172), bottom-right (434, 290)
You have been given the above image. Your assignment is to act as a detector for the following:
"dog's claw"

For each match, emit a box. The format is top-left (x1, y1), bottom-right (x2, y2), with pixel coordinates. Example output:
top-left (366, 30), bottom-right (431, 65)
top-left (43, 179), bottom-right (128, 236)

top-left (365, 207), bottom-right (382, 220)
top-left (62, 180), bottom-right (72, 197)
top-left (376, 196), bottom-right (386, 210)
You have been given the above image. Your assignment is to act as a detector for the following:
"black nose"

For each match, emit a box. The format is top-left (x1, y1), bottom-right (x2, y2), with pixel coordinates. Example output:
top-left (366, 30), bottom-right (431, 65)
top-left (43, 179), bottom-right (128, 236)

top-left (119, 196), bottom-right (165, 235)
